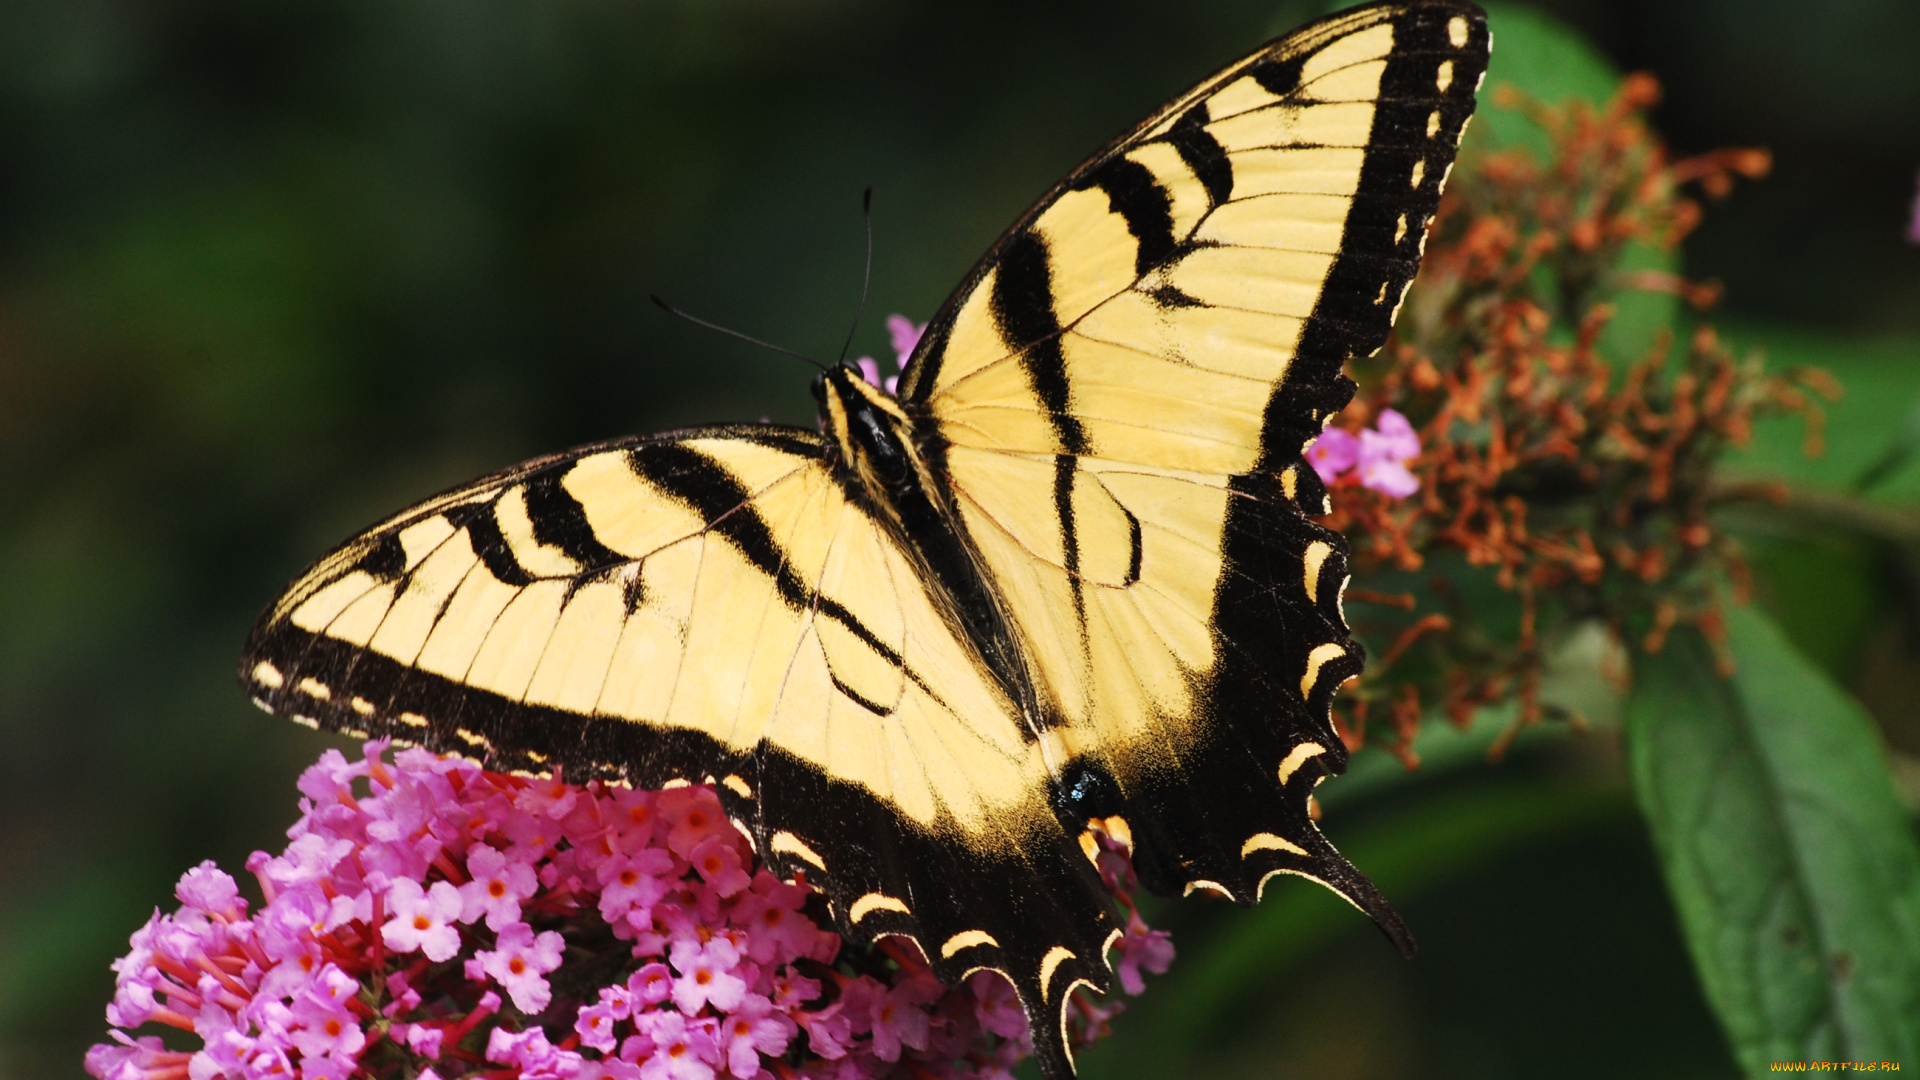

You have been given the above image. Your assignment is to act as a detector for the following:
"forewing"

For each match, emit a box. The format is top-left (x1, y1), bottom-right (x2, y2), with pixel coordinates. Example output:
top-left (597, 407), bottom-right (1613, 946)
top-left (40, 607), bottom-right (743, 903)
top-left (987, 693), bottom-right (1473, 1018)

top-left (899, 1), bottom-right (1488, 938)
top-left (241, 424), bottom-right (1120, 1056)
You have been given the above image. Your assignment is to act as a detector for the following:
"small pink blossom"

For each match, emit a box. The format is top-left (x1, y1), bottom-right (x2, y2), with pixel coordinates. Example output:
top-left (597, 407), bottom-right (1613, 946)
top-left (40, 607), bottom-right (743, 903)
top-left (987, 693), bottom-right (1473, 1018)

top-left (401, 1022), bottom-right (444, 1059)
top-left (576, 999), bottom-right (624, 1053)
top-left (1306, 426), bottom-right (1360, 483)
top-left (486, 1025), bottom-right (586, 1080)
top-left (630, 960), bottom-right (675, 1007)
top-left (887, 314), bottom-right (925, 361)
top-left (854, 313), bottom-right (927, 395)
top-left (686, 835), bottom-right (750, 898)
top-left (1358, 407), bottom-right (1422, 497)
top-left (633, 1012), bottom-right (716, 1080)
top-left (476, 921), bottom-right (568, 1014)
top-left (656, 787), bottom-right (733, 860)
top-left (286, 966), bottom-right (368, 1061)
top-left (86, 1034), bottom-right (185, 1080)
top-left (175, 862), bottom-right (245, 919)
top-left (669, 937), bottom-right (748, 1015)
top-left (862, 975), bottom-right (941, 1062)
top-left (967, 972), bottom-right (1028, 1040)
top-left (795, 1000), bottom-right (854, 1060)
top-left (716, 994), bottom-right (793, 1078)
top-left (1310, 408), bottom-right (1423, 498)
top-left (733, 874), bottom-right (819, 966)
top-left (1111, 909), bottom-right (1176, 996)
top-left (597, 848), bottom-right (674, 926)
top-left (381, 878), bottom-right (465, 961)
top-left (462, 843), bottom-right (540, 930)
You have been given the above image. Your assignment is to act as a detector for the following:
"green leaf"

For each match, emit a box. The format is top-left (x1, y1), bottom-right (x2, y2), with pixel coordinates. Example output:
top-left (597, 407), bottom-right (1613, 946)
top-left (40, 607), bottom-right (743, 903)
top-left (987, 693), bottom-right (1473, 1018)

top-left (1717, 320), bottom-right (1920, 502)
top-left (1625, 603), bottom-right (1920, 1072)
top-left (1472, 2), bottom-right (1621, 150)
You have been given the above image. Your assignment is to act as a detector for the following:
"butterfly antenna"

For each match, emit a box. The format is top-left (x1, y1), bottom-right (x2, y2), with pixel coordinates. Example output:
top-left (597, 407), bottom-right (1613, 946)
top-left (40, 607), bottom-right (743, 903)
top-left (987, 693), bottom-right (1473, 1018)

top-left (650, 295), bottom-right (827, 372)
top-left (835, 187), bottom-right (875, 366)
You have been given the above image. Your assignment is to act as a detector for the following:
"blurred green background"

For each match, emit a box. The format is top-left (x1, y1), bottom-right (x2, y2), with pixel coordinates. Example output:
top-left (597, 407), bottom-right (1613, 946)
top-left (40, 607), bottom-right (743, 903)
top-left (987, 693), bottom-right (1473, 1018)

top-left (3, 1), bottom-right (1918, 1077)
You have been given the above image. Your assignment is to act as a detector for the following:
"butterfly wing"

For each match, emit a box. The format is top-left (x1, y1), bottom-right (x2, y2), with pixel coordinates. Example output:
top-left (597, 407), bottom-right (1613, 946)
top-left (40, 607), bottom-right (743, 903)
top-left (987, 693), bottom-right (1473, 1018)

top-left (898, 0), bottom-right (1488, 929)
top-left (241, 424), bottom-right (1120, 1055)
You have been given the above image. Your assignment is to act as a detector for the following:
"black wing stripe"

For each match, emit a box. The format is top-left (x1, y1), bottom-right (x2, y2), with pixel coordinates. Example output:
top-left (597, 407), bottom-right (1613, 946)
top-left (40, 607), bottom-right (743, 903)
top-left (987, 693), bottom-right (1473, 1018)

top-left (1250, 54), bottom-right (1308, 98)
top-left (464, 498), bottom-right (537, 588)
top-left (1085, 156), bottom-right (1178, 276)
top-left (1165, 103), bottom-right (1234, 206)
top-left (992, 231), bottom-right (1090, 456)
top-left (525, 470), bottom-right (628, 574)
top-left (1053, 455), bottom-right (1086, 632)
top-left (354, 532), bottom-right (408, 581)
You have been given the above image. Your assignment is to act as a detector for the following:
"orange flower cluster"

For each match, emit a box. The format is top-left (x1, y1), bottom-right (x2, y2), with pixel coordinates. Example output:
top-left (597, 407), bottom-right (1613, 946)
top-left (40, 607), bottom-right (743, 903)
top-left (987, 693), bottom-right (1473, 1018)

top-left (1324, 75), bottom-right (1835, 765)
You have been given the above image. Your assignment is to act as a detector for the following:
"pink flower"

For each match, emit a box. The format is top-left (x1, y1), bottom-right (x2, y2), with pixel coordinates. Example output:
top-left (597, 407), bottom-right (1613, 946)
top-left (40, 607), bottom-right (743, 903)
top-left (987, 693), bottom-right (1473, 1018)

top-left (597, 848), bottom-right (674, 926)
top-left (1358, 407), bottom-right (1422, 497)
top-left (733, 873), bottom-right (819, 966)
top-left (686, 835), bottom-right (751, 898)
top-left (86, 1034), bottom-right (185, 1080)
top-left (854, 313), bottom-right (927, 395)
top-left (657, 787), bottom-right (733, 860)
top-left (486, 1024), bottom-right (587, 1079)
top-left (402, 1022), bottom-right (445, 1059)
top-left (633, 1011), bottom-right (716, 1080)
top-left (461, 843), bottom-right (539, 930)
top-left (1310, 408), bottom-right (1423, 498)
top-left (174, 862), bottom-right (245, 920)
top-left (669, 937), bottom-right (748, 1015)
top-left (862, 975), bottom-right (941, 1062)
top-left (607, 788), bottom-right (659, 847)
top-left (475, 921), bottom-right (567, 1014)
top-left (1306, 426), bottom-right (1359, 483)
top-left (1111, 909), bottom-right (1176, 996)
top-left (967, 972), bottom-right (1028, 1040)
top-left (577, 999), bottom-right (624, 1053)
top-left (887, 313), bottom-right (925, 361)
top-left (630, 960), bottom-right (675, 1007)
top-left (381, 877), bottom-right (465, 961)
top-left (286, 966), bottom-right (368, 1060)
top-left (716, 994), bottom-right (793, 1078)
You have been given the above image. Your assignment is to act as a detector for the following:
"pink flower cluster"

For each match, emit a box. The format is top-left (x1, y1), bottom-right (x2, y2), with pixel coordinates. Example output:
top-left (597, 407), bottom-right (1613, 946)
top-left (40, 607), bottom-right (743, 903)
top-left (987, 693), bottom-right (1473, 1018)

top-left (1306, 408), bottom-right (1423, 498)
top-left (853, 315), bottom-right (924, 396)
top-left (88, 741), bottom-right (1171, 1080)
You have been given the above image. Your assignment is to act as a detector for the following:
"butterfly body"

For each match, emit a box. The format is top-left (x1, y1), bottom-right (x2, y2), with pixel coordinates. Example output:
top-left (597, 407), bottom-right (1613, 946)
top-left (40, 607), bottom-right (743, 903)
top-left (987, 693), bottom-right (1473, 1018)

top-left (242, 4), bottom-right (1490, 1075)
top-left (814, 365), bottom-right (1034, 712)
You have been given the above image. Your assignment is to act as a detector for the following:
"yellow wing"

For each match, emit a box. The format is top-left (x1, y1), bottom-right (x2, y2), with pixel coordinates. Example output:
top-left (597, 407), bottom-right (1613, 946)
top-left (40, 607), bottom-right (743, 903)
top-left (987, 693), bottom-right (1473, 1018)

top-left (896, 2), bottom-right (1487, 912)
top-left (241, 425), bottom-right (1120, 1034)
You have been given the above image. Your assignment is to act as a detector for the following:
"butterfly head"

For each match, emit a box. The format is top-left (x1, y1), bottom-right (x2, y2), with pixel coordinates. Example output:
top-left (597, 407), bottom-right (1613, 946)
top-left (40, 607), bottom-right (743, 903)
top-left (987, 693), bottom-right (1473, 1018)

top-left (814, 363), bottom-right (919, 495)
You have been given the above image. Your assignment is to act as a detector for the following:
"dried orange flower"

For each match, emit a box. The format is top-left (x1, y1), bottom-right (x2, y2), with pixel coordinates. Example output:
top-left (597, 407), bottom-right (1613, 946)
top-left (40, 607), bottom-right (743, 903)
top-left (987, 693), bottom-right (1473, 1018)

top-left (1324, 75), bottom-right (1832, 765)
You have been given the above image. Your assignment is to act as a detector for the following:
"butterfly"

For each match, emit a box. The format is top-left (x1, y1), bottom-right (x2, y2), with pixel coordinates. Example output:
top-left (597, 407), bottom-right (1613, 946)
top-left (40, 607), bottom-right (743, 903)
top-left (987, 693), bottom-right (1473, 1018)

top-left (240, 3), bottom-right (1489, 1074)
